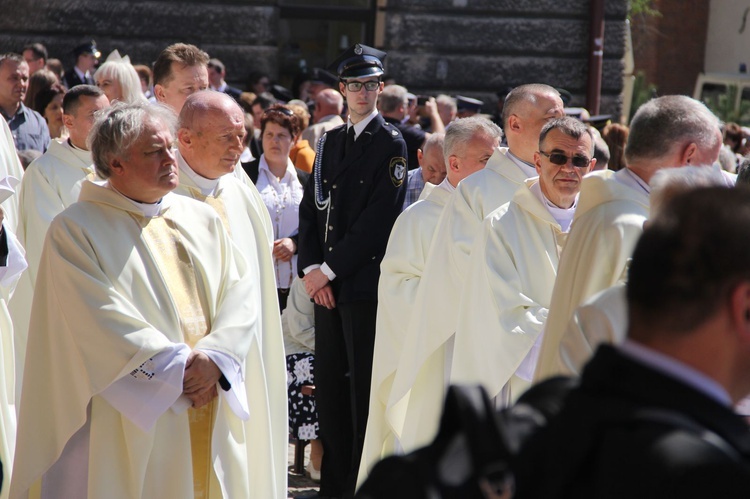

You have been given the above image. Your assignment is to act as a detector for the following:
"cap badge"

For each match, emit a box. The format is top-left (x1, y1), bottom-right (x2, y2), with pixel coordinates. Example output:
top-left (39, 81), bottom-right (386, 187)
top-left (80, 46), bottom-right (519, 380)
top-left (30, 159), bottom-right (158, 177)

top-left (354, 45), bottom-right (363, 55)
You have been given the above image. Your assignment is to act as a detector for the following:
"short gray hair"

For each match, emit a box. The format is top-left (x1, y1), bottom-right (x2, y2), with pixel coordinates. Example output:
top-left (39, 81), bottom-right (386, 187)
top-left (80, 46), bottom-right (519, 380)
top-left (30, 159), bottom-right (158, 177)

top-left (436, 94), bottom-right (457, 113)
top-left (649, 165), bottom-right (729, 218)
top-left (422, 132), bottom-right (445, 155)
top-left (443, 116), bottom-right (503, 164)
top-left (538, 116), bottom-right (593, 155)
top-left (90, 102), bottom-right (177, 179)
top-left (379, 84), bottom-right (408, 113)
top-left (501, 83), bottom-right (559, 129)
top-left (625, 95), bottom-right (721, 165)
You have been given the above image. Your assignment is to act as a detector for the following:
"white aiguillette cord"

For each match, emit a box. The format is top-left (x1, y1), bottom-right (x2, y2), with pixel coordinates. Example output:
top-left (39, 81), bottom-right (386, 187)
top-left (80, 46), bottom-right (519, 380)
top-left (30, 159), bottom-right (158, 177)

top-left (313, 133), bottom-right (332, 243)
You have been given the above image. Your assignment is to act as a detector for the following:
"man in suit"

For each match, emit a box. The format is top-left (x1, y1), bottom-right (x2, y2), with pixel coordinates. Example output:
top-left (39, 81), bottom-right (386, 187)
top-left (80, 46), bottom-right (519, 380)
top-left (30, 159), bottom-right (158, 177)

top-left (63, 40), bottom-right (100, 89)
top-left (298, 43), bottom-right (407, 499)
top-left (207, 58), bottom-right (242, 103)
top-left (514, 186), bottom-right (750, 499)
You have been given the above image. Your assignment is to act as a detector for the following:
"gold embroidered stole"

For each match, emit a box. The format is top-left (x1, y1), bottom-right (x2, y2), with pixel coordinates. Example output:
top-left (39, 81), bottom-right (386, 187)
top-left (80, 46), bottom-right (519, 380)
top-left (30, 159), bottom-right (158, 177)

top-left (138, 213), bottom-right (215, 498)
top-left (188, 187), bottom-right (232, 238)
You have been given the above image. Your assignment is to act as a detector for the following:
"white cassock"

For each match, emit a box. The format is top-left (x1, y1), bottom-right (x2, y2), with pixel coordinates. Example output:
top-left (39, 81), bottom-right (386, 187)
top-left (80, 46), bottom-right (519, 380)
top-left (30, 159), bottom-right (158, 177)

top-left (358, 179), bottom-right (453, 486)
top-left (11, 138), bottom-right (94, 404)
top-left (534, 168), bottom-right (649, 381)
top-left (0, 224), bottom-right (27, 499)
top-left (452, 178), bottom-right (573, 404)
top-left (387, 147), bottom-right (531, 453)
top-left (558, 283), bottom-right (627, 376)
top-left (174, 151), bottom-right (288, 499)
top-left (0, 119), bottom-right (23, 231)
top-left (11, 181), bottom-right (267, 498)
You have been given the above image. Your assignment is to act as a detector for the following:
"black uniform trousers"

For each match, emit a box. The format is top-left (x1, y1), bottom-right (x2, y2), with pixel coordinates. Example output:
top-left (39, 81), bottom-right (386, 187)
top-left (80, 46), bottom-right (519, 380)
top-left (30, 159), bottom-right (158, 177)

top-left (314, 299), bottom-right (377, 499)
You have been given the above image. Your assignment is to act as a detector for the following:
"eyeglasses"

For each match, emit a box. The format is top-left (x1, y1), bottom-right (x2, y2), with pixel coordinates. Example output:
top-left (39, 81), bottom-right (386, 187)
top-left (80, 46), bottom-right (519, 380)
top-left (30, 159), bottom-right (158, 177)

top-left (343, 80), bottom-right (380, 92)
top-left (538, 150), bottom-right (591, 169)
top-left (263, 106), bottom-right (294, 117)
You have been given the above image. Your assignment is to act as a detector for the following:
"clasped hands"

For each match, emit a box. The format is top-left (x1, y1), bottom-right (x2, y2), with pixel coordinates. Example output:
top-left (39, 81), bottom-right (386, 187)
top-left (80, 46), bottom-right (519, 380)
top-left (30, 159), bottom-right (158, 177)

top-left (303, 268), bottom-right (336, 310)
top-left (183, 350), bottom-right (221, 409)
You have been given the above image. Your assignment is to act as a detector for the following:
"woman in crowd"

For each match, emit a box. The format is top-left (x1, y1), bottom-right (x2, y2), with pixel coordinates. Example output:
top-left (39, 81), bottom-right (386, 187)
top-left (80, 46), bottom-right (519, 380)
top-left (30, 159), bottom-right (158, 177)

top-left (602, 123), bottom-right (629, 171)
top-left (287, 100), bottom-right (315, 173)
top-left (33, 83), bottom-right (66, 139)
top-left (243, 105), bottom-right (309, 311)
top-left (24, 68), bottom-right (58, 109)
top-left (94, 52), bottom-right (148, 105)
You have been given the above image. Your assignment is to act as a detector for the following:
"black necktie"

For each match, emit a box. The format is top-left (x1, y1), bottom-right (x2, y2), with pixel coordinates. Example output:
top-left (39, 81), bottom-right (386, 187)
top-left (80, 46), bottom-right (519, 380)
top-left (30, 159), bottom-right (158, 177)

top-left (345, 126), bottom-right (356, 157)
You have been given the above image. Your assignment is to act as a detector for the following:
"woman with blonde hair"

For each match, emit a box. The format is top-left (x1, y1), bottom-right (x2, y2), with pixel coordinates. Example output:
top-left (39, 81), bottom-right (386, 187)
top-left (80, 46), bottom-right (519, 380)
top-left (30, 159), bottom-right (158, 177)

top-left (94, 51), bottom-right (147, 105)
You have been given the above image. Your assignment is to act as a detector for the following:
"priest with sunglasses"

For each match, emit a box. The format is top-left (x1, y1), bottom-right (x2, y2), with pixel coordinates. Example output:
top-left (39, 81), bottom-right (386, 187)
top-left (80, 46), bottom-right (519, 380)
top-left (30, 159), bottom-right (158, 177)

top-left (297, 43), bottom-right (407, 499)
top-left (451, 116), bottom-right (595, 405)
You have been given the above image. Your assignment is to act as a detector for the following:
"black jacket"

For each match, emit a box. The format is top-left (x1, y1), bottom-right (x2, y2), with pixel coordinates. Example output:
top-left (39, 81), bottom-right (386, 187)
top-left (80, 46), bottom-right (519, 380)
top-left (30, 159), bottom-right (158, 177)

top-left (513, 345), bottom-right (750, 499)
top-left (62, 68), bottom-right (93, 89)
top-left (297, 114), bottom-right (407, 304)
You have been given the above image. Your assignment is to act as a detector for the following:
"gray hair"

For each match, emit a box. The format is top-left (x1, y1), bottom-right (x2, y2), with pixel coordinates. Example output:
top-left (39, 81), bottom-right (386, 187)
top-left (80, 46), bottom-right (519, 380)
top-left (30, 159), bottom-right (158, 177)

top-left (422, 132), bottom-right (445, 155)
top-left (94, 60), bottom-right (148, 105)
top-left (501, 83), bottom-right (559, 128)
top-left (89, 102), bottom-right (177, 179)
top-left (538, 116), bottom-right (593, 155)
top-left (436, 94), bottom-right (457, 113)
top-left (443, 116), bottom-right (503, 164)
top-left (649, 165), bottom-right (729, 218)
top-left (379, 84), bottom-right (408, 114)
top-left (625, 95), bottom-right (721, 165)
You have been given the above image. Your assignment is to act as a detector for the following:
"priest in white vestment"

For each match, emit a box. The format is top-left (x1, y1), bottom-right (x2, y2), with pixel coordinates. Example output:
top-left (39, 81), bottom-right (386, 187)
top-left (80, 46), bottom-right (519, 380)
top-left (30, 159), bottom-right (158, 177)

top-left (0, 117), bottom-right (28, 499)
top-left (388, 85), bottom-right (564, 452)
top-left (11, 86), bottom-right (110, 405)
top-left (451, 117), bottom-right (594, 406)
top-left (12, 102), bottom-right (268, 499)
top-left (173, 91), bottom-right (287, 498)
top-left (557, 165), bottom-right (730, 376)
top-left (534, 95), bottom-right (725, 381)
top-left (359, 127), bottom-right (474, 483)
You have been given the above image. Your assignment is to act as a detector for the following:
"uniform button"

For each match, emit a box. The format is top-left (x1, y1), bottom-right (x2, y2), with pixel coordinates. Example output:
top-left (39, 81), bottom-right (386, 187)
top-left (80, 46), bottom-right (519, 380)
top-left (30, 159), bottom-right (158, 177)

top-left (360, 180), bottom-right (364, 184)
top-left (332, 184), bottom-right (337, 189)
top-left (328, 225), bottom-right (334, 230)
top-left (372, 256), bottom-right (376, 260)
top-left (323, 179), bottom-right (328, 183)
top-left (330, 206), bottom-right (335, 210)
top-left (328, 246), bottom-right (333, 251)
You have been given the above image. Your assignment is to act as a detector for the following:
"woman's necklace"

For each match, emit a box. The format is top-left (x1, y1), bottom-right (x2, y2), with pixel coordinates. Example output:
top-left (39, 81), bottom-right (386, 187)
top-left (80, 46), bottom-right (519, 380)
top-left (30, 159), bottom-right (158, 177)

top-left (269, 168), bottom-right (294, 288)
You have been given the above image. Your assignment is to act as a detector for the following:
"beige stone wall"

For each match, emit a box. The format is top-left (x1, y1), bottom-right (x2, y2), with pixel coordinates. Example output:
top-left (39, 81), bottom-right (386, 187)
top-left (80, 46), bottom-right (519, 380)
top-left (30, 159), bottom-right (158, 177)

top-left (705, 0), bottom-right (750, 73)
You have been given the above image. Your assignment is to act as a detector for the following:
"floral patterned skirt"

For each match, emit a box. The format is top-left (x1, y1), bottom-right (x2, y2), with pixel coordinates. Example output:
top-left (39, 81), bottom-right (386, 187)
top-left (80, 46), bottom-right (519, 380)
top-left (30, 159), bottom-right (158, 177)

top-left (286, 352), bottom-right (319, 440)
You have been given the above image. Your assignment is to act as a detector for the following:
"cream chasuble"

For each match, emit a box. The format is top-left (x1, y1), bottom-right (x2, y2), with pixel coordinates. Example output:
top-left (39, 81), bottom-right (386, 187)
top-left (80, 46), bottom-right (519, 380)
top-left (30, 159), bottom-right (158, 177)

top-left (358, 180), bottom-right (453, 486)
top-left (534, 169), bottom-right (649, 381)
top-left (0, 119), bottom-right (23, 232)
top-left (452, 179), bottom-right (569, 403)
top-left (387, 148), bottom-right (529, 453)
top-left (0, 229), bottom-right (27, 499)
top-left (174, 152), bottom-right (288, 499)
top-left (558, 283), bottom-right (627, 376)
top-left (10, 138), bottom-right (95, 407)
top-left (12, 181), bottom-right (263, 499)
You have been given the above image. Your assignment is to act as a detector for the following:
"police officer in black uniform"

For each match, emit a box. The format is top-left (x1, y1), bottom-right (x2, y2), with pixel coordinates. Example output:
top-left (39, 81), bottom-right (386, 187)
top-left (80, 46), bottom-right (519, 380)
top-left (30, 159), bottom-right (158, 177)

top-left (298, 44), bottom-right (407, 498)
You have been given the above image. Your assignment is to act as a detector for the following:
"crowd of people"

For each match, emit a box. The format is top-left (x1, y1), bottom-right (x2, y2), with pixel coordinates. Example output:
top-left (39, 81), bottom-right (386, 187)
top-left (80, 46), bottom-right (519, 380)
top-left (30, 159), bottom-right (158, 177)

top-left (0, 36), bottom-right (749, 499)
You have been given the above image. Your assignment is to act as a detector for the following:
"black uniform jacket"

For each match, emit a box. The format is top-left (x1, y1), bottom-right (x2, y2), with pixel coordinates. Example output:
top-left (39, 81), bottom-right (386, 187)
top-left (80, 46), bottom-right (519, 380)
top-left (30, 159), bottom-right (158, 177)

top-left (513, 345), bottom-right (750, 499)
top-left (298, 113), bottom-right (407, 304)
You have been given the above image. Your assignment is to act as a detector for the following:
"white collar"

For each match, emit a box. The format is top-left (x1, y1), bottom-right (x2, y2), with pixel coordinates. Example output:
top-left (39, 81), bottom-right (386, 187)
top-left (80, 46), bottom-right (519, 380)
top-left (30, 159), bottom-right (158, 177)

top-left (347, 108), bottom-right (379, 140)
top-left (105, 180), bottom-right (169, 217)
top-left (620, 340), bottom-right (732, 407)
top-left (74, 66), bottom-right (89, 82)
top-left (438, 177), bottom-right (456, 193)
top-left (617, 167), bottom-right (651, 194)
top-left (259, 154), bottom-right (297, 182)
top-left (506, 149), bottom-right (538, 178)
top-left (177, 151), bottom-right (220, 196)
top-left (529, 180), bottom-right (577, 231)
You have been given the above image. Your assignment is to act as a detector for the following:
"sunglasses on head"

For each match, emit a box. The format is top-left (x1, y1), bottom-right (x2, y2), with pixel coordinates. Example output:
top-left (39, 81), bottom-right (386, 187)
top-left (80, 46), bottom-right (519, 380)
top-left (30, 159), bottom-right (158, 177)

top-left (264, 107), bottom-right (294, 117)
top-left (538, 150), bottom-right (591, 169)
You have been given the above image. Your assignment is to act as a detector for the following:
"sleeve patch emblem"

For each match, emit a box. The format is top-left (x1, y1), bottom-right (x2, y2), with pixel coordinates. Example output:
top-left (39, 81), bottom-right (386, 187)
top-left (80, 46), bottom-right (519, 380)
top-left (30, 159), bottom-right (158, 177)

top-left (389, 157), bottom-right (407, 187)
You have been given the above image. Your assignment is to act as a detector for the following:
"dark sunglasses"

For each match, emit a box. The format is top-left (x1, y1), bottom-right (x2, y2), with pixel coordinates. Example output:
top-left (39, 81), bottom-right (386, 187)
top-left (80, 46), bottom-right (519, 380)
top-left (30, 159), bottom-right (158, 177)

top-left (538, 150), bottom-right (591, 169)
